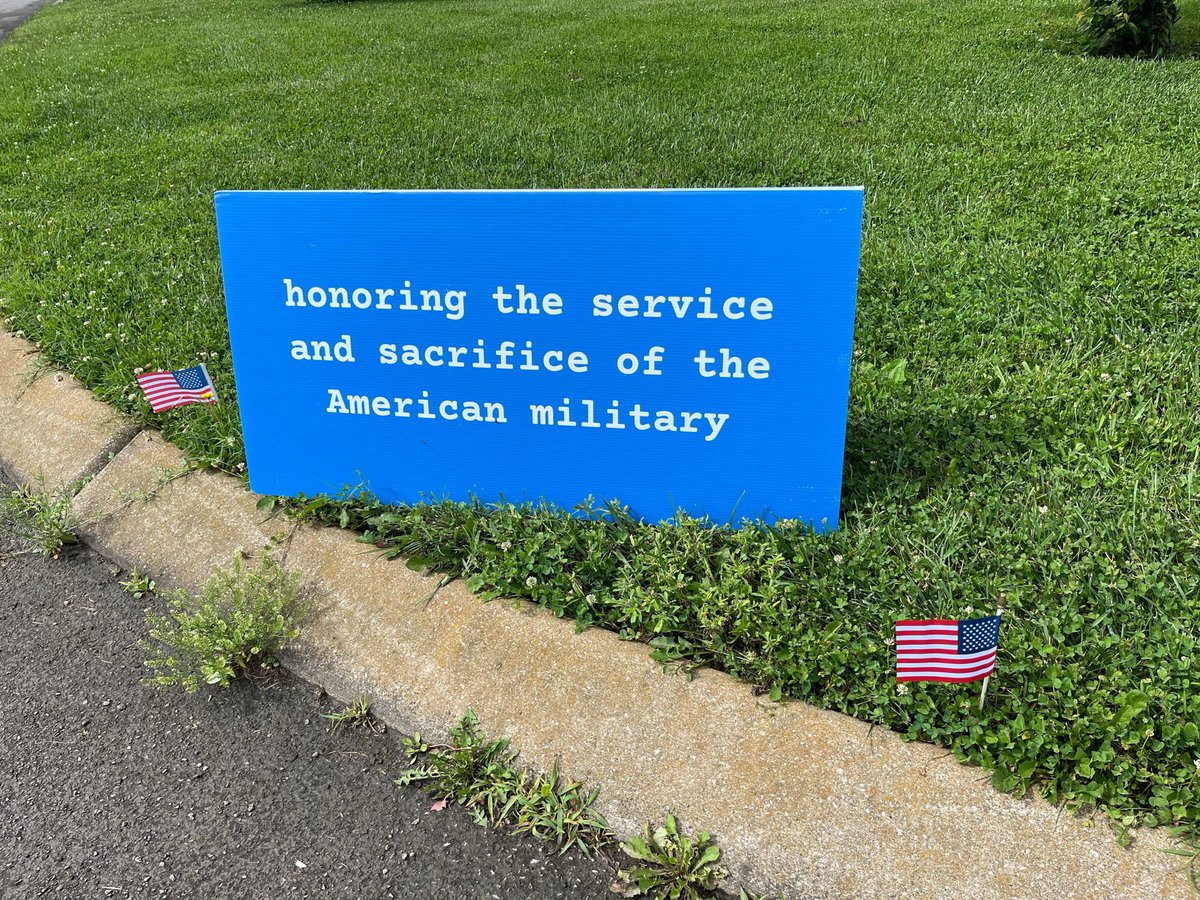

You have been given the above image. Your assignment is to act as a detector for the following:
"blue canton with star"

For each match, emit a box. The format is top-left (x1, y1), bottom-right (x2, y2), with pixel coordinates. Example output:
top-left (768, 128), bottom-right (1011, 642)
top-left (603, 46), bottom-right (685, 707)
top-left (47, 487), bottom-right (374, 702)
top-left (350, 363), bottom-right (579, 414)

top-left (958, 615), bottom-right (1001, 654)
top-left (173, 366), bottom-right (209, 390)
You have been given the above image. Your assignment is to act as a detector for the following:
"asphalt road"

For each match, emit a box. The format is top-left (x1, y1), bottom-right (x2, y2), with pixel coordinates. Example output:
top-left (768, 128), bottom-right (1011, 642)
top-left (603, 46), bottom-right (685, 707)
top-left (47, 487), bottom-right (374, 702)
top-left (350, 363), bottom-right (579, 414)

top-left (0, 0), bottom-right (48, 39)
top-left (0, 470), bottom-right (618, 900)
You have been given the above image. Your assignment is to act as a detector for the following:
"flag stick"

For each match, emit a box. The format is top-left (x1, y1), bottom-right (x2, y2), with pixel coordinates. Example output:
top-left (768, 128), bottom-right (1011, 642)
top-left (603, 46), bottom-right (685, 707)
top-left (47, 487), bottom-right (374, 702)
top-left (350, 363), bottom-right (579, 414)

top-left (978, 595), bottom-right (1007, 712)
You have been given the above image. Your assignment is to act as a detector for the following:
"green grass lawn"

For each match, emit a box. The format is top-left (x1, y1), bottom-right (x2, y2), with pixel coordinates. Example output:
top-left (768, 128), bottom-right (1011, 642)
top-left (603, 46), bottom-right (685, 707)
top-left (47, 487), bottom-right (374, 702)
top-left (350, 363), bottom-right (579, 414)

top-left (3, 0), bottom-right (1200, 834)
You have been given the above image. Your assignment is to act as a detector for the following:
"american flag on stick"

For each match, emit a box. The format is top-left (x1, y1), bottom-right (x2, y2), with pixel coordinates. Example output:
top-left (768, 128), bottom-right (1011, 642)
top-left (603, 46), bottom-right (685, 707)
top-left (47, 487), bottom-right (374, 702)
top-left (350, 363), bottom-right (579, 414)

top-left (136, 364), bottom-right (217, 412)
top-left (895, 615), bottom-right (1001, 683)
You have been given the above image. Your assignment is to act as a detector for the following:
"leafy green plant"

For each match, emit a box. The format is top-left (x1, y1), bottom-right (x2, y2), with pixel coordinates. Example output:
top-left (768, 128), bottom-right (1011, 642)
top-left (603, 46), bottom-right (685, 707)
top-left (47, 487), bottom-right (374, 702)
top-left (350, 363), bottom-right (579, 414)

top-left (398, 712), bottom-right (609, 852)
top-left (120, 567), bottom-right (156, 599)
top-left (322, 693), bottom-right (383, 733)
top-left (616, 813), bottom-right (727, 899)
top-left (1076, 0), bottom-right (1179, 56)
top-left (504, 763), bottom-right (609, 855)
top-left (0, 480), bottom-right (80, 557)
top-left (397, 711), bottom-right (525, 826)
top-left (142, 553), bottom-right (308, 693)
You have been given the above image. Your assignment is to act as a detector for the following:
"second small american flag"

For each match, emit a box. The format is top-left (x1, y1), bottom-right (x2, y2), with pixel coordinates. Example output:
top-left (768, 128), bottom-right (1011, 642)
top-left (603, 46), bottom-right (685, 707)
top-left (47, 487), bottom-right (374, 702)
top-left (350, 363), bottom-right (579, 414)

top-left (895, 616), bottom-right (1001, 683)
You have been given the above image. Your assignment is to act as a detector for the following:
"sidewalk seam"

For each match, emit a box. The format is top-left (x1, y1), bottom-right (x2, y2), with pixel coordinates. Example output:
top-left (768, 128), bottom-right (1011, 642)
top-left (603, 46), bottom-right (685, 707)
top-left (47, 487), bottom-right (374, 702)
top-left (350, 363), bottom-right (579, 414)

top-left (74, 424), bottom-right (142, 488)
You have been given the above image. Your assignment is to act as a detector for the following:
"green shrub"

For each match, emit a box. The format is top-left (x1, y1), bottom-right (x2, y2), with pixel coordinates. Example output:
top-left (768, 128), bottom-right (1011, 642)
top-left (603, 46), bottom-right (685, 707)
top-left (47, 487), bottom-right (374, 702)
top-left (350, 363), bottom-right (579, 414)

top-left (1077, 0), bottom-right (1180, 56)
top-left (142, 553), bottom-right (308, 692)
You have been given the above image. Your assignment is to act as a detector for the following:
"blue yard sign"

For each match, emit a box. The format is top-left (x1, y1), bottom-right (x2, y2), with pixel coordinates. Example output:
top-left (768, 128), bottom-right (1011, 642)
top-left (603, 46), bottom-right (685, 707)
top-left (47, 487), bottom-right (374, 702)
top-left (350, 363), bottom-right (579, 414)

top-left (214, 188), bottom-right (864, 527)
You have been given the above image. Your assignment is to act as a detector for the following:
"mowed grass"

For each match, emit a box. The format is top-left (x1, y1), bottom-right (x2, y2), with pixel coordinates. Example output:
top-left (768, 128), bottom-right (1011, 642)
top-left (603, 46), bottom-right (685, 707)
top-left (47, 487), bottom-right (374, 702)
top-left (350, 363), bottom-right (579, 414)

top-left (3, 0), bottom-right (1200, 832)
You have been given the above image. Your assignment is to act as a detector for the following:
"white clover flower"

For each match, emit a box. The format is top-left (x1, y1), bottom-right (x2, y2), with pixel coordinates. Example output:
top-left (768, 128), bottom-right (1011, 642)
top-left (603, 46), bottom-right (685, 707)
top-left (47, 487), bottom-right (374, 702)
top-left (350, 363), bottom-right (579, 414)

top-left (524, 575), bottom-right (537, 589)
top-left (896, 683), bottom-right (909, 696)
top-left (1038, 505), bottom-right (1049, 515)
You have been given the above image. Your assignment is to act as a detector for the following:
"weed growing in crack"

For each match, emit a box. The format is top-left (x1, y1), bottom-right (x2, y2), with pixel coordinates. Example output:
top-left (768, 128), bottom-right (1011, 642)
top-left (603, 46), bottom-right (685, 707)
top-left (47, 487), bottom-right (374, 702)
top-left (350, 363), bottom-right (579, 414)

top-left (397, 711), bottom-right (610, 855)
top-left (141, 553), bottom-right (308, 693)
top-left (615, 813), bottom-right (727, 899)
top-left (507, 763), bottom-right (609, 856)
top-left (120, 567), bottom-right (156, 599)
top-left (398, 711), bottom-right (525, 827)
top-left (322, 694), bottom-right (384, 734)
top-left (0, 479), bottom-right (80, 557)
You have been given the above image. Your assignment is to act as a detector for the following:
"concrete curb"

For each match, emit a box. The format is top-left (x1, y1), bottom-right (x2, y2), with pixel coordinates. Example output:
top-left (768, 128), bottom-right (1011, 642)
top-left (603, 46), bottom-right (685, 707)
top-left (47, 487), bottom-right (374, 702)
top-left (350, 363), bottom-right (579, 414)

top-left (0, 328), bottom-right (1191, 899)
top-left (0, 331), bottom-right (138, 488)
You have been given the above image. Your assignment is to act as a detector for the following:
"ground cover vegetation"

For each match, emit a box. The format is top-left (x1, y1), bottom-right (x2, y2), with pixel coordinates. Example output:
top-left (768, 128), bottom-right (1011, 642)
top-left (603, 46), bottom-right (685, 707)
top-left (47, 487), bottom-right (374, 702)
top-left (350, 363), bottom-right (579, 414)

top-left (2, 0), bottom-right (1199, 835)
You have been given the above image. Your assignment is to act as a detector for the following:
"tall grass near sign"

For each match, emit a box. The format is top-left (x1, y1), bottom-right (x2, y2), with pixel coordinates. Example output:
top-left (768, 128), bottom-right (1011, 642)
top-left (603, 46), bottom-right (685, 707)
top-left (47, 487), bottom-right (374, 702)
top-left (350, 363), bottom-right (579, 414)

top-left (2, 0), bottom-right (1200, 833)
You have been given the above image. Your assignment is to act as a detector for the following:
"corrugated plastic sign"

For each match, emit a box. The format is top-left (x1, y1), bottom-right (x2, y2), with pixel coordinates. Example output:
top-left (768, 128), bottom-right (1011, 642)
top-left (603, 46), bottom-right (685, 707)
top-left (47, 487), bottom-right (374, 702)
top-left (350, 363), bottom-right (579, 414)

top-left (215, 188), bottom-right (864, 526)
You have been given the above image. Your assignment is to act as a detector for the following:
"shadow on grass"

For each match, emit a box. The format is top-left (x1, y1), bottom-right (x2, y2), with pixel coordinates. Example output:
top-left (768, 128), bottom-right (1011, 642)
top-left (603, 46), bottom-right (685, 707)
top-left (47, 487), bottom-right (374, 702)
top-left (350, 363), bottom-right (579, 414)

top-left (842, 408), bottom-right (947, 509)
top-left (840, 401), bottom-right (1046, 509)
top-left (1171, 3), bottom-right (1200, 57)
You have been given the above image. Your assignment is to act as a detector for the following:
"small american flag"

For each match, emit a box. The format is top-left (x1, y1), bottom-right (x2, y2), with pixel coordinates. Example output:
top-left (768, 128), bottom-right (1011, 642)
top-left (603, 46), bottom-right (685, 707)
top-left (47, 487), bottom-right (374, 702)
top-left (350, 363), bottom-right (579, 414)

top-left (136, 364), bottom-right (217, 412)
top-left (895, 615), bottom-right (1001, 683)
